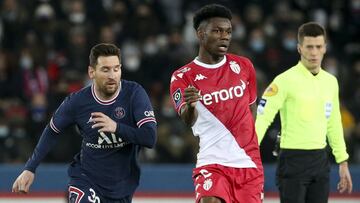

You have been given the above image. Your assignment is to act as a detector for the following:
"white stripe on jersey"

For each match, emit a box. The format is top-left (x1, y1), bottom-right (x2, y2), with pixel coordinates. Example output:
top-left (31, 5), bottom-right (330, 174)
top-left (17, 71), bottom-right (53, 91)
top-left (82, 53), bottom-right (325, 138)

top-left (137, 117), bottom-right (156, 128)
top-left (192, 102), bottom-right (256, 168)
top-left (50, 118), bottom-right (60, 133)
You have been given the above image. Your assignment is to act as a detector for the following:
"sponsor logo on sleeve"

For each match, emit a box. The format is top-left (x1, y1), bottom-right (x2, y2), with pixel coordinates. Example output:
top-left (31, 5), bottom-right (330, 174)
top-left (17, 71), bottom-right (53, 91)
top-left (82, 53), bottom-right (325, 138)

top-left (172, 88), bottom-right (182, 108)
top-left (263, 83), bottom-right (278, 97)
top-left (178, 67), bottom-right (191, 73)
top-left (257, 98), bottom-right (267, 115)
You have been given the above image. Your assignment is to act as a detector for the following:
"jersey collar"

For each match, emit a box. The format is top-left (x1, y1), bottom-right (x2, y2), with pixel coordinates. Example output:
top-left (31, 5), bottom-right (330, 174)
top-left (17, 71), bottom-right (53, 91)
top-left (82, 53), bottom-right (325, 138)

top-left (193, 55), bottom-right (227, 69)
top-left (297, 61), bottom-right (323, 78)
top-left (91, 82), bottom-right (121, 105)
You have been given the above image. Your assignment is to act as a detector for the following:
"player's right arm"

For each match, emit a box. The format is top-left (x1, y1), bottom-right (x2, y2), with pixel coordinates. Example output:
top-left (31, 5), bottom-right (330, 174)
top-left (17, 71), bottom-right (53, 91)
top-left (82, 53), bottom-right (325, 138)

top-left (180, 86), bottom-right (201, 126)
top-left (169, 70), bottom-right (201, 127)
top-left (12, 96), bottom-right (75, 194)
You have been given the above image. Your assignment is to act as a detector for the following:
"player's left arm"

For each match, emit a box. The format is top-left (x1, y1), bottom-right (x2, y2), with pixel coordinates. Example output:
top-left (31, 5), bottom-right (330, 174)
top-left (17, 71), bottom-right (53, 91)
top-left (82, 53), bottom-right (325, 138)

top-left (326, 78), bottom-right (352, 193)
top-left (326, 78), bottom-right (349, 163)
top-left (91, 86), bottom-right (156, 148)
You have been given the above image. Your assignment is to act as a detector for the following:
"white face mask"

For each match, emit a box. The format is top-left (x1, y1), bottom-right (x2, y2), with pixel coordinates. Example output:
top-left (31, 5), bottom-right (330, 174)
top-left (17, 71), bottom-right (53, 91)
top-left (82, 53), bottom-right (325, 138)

top-left (0, 125), bottom-right (9, 138)
top-left (69, 13), bottom-right (85, 24)
top-left (282, 39), bottom-right (297, 51)
top-left (124, 56), bottom-right (140, 72)
top-left (326, 66), bottom-right (338, 76)
top-left (20, 56), bottom-right (33, 69)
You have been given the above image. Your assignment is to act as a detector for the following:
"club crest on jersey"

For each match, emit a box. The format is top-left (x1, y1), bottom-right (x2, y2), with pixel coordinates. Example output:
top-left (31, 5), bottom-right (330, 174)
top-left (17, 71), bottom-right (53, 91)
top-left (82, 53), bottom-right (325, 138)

top-left (114, 107), bottom-right (126, 119)
top-left (229, 61), bottom-right (241, 74)
top-left (203, 179), bottom-right (213, 191)
top-left (172, 88), bottom-right (182, 108)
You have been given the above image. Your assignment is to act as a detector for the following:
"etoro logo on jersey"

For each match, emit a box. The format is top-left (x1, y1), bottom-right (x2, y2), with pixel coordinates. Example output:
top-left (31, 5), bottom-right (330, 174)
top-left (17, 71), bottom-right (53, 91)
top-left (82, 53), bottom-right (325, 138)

top-left (202, 80), bottom-right (246, 105)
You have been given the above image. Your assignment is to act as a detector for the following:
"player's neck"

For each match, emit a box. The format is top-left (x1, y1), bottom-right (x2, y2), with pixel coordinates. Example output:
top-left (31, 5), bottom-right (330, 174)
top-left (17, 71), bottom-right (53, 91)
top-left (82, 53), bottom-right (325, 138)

top-left (198, 50), bottom-right (225, 64)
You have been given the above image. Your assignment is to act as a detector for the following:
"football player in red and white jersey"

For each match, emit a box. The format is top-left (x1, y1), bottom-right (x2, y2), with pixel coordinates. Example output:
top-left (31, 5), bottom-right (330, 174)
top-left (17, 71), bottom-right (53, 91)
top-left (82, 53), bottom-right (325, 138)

top-left (169, 4), bottom-right (264, 203)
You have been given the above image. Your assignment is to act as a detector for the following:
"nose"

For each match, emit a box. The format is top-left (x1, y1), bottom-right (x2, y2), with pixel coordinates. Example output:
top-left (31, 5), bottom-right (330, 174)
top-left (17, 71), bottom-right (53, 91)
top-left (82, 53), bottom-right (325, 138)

top-left (108, 69), bottom-right (116, 79)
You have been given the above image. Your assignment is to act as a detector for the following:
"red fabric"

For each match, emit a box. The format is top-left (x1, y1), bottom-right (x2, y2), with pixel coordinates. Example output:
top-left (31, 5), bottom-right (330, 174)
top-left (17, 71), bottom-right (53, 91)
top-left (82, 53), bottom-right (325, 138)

top-left (193, 164), bottom-right (264, 203)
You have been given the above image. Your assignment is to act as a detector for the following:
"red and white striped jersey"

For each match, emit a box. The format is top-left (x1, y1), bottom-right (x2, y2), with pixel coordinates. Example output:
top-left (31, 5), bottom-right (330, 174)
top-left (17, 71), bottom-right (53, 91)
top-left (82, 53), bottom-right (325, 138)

top-left (170, 54), bottom-right (262, 169)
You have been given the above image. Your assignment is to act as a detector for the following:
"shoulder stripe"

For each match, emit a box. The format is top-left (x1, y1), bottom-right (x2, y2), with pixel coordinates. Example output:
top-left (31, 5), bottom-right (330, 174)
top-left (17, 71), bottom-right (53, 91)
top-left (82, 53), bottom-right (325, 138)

top-left (137, 117), bottom-right (157, 128)
top-left (177, 102), bottom-right (186, 115)
top-left (50, 118), bottom-right (60, 134)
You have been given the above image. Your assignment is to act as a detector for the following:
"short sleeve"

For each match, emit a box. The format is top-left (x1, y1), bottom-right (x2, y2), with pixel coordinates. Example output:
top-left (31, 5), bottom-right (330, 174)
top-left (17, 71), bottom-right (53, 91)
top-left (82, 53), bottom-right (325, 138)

top-left (246, 59), bottom-right (257, 105)
top-left (169, 71), bottom-right (190, 114)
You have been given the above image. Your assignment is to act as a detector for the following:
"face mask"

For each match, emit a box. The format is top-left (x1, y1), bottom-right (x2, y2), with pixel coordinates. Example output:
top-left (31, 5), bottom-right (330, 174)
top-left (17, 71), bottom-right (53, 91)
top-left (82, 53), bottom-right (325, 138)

top-left (161, 106), bottom-right (176, 118)
top-left (250, 39), bottom-right (265, 52)
top-left (282, 39), bottom-right (297, 51)
top-left (326, 66), bottom-right (338, 76)
top-left (143, 41), bottom-right (158, 55)
top-left (20, 56), bottom-right (33, 69)
top-left (69, 13), bottom-right (85, 24)
top-left (124, 56), bottom-right (140, 71)
top-left (0, 126), bottom-right (9, 138)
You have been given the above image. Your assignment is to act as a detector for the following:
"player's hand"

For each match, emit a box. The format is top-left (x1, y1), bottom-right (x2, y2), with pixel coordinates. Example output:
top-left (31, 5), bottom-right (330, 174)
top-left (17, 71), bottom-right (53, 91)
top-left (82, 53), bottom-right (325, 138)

top-left (337, 161), bottom-right (352, 194)
top-left (12, 170), bottom-right (35, 194)
top-left (91, 112), bottom-right (117, 133)
top-left (184, 86), bottom-right (201, 108)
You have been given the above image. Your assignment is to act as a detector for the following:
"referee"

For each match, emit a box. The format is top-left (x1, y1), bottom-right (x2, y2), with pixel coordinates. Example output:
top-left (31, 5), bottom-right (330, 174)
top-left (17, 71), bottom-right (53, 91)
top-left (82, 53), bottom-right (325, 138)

top-left (255, 22), bottom-right (352, 203)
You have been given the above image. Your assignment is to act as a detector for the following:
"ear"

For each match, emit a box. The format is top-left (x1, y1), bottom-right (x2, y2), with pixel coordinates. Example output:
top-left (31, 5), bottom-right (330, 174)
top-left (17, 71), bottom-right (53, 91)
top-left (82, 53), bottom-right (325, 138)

top-left (297, 43), bottom-right (301, 54)
top-left (88, 66), bottom-right (95, 79)
top-left (196, 29), bottom-right (205, 40)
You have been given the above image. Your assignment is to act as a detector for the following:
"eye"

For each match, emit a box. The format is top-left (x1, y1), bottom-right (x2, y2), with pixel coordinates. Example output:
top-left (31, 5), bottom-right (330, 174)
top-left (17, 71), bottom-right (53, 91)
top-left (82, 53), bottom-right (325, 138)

top-left (212, 29), bottom-right (220, 33)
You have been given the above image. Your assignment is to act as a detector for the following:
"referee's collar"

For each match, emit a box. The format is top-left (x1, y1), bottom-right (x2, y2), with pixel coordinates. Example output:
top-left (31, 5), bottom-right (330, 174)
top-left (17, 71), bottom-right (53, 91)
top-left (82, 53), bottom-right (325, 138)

top-left (297, 61), bottom-right (323, 78)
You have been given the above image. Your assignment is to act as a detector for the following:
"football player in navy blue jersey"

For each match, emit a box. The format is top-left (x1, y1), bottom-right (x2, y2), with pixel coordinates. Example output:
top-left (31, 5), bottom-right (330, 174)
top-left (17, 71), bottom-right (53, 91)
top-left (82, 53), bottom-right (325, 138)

top-left (12, 43), bottom-right (157, 203)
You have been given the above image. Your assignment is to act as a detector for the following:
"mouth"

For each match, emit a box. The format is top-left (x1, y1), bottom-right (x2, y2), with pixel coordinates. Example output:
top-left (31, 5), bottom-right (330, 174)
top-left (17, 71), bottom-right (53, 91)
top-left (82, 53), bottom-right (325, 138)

top-left (218, 43), bottom-right (228, 52)
top-left (106, 82), bottom-right (117, 87)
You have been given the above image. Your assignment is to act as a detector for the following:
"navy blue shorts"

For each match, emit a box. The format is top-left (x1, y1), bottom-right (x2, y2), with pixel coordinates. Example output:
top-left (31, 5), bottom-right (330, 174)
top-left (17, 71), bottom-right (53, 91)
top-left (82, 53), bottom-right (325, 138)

top-left (68, 178), bottom-right (132, 203)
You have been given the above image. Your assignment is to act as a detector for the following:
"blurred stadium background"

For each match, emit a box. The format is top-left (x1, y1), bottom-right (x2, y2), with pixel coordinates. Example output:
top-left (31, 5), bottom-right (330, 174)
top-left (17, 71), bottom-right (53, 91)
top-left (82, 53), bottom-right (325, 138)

top-left (0, 0), bottom-right (359, 202)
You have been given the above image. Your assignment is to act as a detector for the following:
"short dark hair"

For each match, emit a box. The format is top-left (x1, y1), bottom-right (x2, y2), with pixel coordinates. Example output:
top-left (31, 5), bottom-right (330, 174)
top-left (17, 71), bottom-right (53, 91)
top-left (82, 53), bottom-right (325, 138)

top-left (193, 4), bottom-right (232, 30)
top-left (89, 43), bottom-right (121, 67)
top-left (298, 22), bottom-right (326, 44)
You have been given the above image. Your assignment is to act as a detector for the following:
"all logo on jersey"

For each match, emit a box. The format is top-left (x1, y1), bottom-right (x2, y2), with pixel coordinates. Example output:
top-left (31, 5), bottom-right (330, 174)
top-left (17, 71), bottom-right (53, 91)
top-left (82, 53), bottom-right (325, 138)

top-left (172, 88), bottom-right (182, 108)
top-left (230, 61), bottom-right (241, 74)
top-left (194, 74), bottom-right (207, 81)
top-left (114, 107), bottom-right (126, 119)
top-left (263, 83), bottom-right (278, 97)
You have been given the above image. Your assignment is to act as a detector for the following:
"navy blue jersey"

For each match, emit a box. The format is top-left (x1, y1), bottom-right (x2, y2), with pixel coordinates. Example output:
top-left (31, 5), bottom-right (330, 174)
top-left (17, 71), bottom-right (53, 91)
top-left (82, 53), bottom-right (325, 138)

top-left (25, 80), bottom-right (157, 199)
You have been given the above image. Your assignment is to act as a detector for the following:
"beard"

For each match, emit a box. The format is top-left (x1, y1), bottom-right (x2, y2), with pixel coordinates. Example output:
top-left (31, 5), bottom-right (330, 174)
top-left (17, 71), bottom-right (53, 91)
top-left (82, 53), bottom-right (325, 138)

top-left (100, 82), bottom-right (119, 98)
